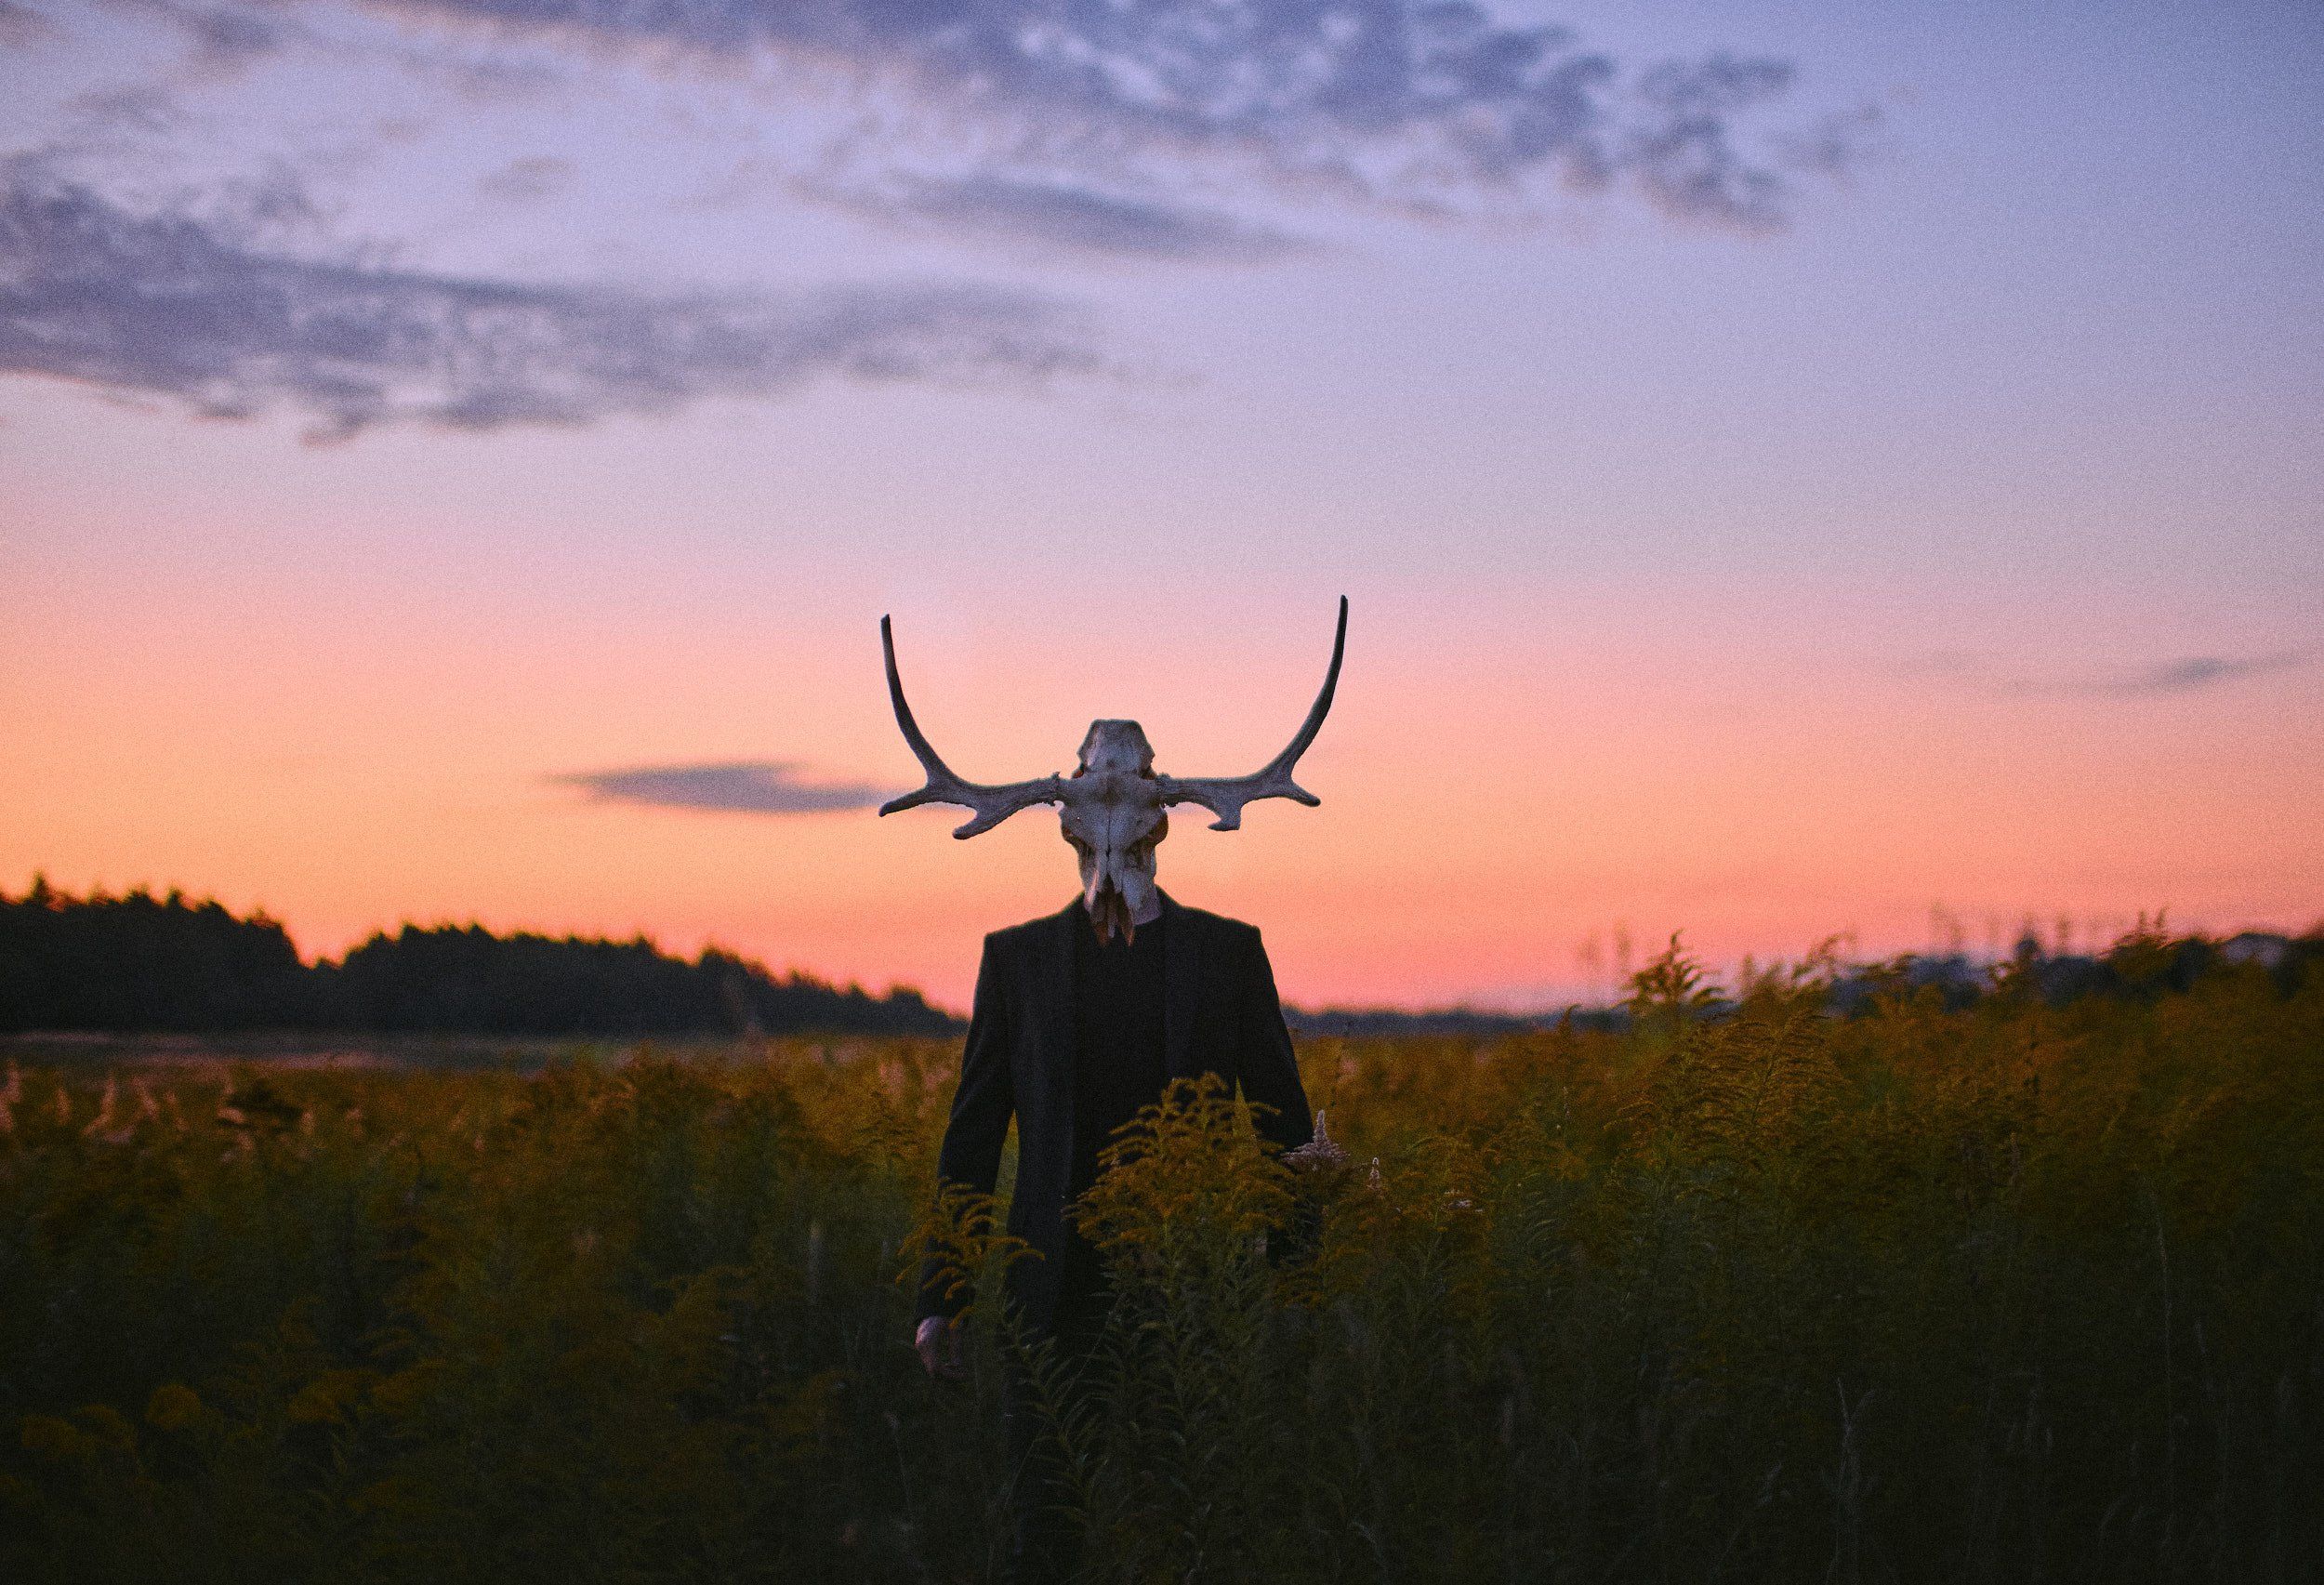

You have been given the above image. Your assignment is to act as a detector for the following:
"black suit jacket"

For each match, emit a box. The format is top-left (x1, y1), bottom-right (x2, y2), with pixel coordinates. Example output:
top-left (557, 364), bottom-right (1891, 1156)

top-left (916, 892), bottom-right (1315, 1331)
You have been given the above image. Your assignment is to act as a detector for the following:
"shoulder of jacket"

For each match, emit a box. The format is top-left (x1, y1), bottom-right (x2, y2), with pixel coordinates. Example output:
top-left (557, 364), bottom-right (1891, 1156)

top-left (1175, 905), bottom-right (1261, 948)
top-left (985, 910), bottom-right (1070, 954)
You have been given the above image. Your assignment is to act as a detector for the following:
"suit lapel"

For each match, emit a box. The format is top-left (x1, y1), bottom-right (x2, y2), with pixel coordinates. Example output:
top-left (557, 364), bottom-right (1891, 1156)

top-left (1035, 900), bottom-right (1081, 1209)
top-left (1161, 892), bottom-right (1201, 1081)
top-left (1042, 897), bottom-right (1078, 1079)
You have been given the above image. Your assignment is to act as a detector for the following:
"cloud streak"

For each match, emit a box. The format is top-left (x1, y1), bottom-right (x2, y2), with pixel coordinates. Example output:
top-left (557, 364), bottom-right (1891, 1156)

top-left (1905, 650), bottom-right (2304, 699)
top-left (476, 154), bottom-right (574, 205)
top-left (2081, 654), bottom-right (2304, 697)
top-left (810, 173), bottom-right (1312, 263)
top-left (0, 0), bottom-right (54, 46)
top-left (0, 167), bottom-right (1104, 438)
top-left (552, 761), bottom-right (895, 814)
top-left (337, 0), bottom-right (1842, 231)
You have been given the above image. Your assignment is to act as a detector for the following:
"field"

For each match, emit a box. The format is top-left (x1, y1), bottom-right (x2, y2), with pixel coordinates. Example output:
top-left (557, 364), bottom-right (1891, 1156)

top-left (4, 940), bottom-right (2320, 1583)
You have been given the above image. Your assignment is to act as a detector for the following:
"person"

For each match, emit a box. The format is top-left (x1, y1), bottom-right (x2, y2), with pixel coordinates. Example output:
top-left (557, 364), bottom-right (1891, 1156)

top-left (874, 601), bottom-right (1350, 1578)
top-left (913, 884), bottom-right (1319, 1578)
top-left (912, 883), bottom-right (1319, 1360)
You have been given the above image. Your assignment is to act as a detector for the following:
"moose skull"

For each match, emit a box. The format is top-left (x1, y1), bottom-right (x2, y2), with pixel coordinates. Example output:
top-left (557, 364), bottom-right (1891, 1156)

top-left (878, 599), bottom-right (1347, 944)
top-left (1061, 720), bottom-right (1169, 942)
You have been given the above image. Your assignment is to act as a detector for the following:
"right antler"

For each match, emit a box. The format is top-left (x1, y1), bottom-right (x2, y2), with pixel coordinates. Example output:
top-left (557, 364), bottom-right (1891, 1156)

top-left (878, 615), bottom-right (1064, 838)
top-left (1157, 596), bottom-right (1347, 830)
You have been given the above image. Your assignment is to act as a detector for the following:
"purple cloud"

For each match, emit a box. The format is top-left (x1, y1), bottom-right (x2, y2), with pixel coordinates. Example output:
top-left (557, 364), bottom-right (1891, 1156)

top-left (551, 761), bottom-right (897, 814)
top-left (336, 0), bottom-right (1848, 231)
top-left (0, 167), bottom-right (1104, 439)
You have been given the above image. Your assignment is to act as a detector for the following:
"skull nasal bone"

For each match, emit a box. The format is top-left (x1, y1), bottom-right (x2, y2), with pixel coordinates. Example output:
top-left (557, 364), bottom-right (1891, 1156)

top-left (1076, 720), bottom-right (1155, 777)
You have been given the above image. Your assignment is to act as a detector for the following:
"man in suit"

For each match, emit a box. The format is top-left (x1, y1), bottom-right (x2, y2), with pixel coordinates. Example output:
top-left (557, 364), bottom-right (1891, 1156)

top-left (874, 601), bottom-right (1347, 1575)
top-left (910, 884), bottom-right (1317, 1364)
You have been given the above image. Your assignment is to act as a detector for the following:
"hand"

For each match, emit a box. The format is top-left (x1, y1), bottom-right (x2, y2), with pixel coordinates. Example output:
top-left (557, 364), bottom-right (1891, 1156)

top-left (1281, 1108), bottom-right (1350, 1173)
top-left (915, 1314), bottom-right (966, 1380)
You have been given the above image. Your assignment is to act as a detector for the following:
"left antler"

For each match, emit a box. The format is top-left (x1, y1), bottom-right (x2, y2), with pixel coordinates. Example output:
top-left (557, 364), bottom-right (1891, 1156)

top-left (1158, 596), bottom-right (1347, 830)
top-left (878, 615), bottom-right (1064, 837)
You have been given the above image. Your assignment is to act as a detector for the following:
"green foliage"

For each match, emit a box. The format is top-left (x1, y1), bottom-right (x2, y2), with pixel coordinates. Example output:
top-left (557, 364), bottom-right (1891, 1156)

top-left (3, 935), bottom-right (2321, 1582)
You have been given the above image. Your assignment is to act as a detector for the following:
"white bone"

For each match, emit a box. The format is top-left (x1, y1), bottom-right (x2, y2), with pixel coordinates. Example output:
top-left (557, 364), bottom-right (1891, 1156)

top-left (1061, 721), bottom-right (1166, 941)
top-left (877, 600), bottom-right (1346, 935)
top-left (1157, 595), bottom-right (1347, 830)
top-left (878, 614), bottom-right (1065, 837)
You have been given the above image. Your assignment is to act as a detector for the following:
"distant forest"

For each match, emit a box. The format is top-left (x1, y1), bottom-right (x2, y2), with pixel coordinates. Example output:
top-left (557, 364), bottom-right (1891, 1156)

top-left (0, 879), bottom-right (959, 1037)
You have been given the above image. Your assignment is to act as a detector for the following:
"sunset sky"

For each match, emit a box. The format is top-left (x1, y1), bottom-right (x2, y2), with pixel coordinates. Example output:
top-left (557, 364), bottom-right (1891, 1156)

top-left (4, 0), bottom-right (2318, 1011)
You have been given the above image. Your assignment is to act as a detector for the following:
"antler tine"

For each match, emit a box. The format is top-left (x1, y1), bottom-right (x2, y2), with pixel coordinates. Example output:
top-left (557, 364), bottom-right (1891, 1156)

top-left (878, 615), bottom-right (1063, 839)
top-left (1159, 596), bottom-right (1347, 831)
top-left (878, 615), bottom-right (960, 799)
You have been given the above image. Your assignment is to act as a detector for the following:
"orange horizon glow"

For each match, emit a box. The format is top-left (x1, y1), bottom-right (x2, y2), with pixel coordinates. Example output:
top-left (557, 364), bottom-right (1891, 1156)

top-left (7, 458), bottom-right (2317, 1013)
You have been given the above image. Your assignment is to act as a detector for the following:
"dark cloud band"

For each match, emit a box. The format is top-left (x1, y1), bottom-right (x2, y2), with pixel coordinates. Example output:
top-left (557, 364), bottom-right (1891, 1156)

top-left (551, 762), bottom-right (895, 815)
top-left (342, 0), bottom-right (1832, 231)
top-left (0, 0), bottom-right (53, 46)
top-left (1904, 650), bottom-right (2304, 699)
top-left (2085, 654), bottom-right (2303, 697)
top-left (0, 168), bottom-right (1103, 438)
top-left (809, 173), bottom-right (1313, 263)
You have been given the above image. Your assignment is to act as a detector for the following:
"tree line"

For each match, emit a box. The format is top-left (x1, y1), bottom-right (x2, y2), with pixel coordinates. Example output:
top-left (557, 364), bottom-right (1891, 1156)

top-left (0, 878), bottom-right (959, 1037)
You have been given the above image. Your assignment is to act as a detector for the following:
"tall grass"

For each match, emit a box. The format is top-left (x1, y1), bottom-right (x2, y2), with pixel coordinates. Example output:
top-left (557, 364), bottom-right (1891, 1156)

top-left (3, 938), bottom-right (2318, 1582)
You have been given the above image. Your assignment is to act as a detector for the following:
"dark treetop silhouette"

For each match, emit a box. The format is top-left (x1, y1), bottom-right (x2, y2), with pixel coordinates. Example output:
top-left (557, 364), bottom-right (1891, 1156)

top-left (0, 878), bottom-right (955, 1037)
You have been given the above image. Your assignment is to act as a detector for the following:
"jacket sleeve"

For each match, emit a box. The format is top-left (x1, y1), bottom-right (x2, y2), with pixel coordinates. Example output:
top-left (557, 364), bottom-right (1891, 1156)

top-left (916, 934), bottom-right (1016, 1323)
top-left (1235, 926), bottom-right (1314, 1156)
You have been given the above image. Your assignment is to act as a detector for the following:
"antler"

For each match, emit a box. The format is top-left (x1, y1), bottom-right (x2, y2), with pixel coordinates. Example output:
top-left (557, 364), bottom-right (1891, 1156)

top-left (1158, 596), bottom-right (1347, 830)
top-left (878, 615), bottom-right (1064, 838)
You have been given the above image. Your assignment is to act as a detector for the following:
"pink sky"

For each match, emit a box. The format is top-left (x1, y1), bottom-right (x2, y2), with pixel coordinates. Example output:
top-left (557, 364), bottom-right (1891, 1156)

top-left (4, 0), bottom-right (2318, 1010)
top-left (7, 403), bottom-right (2316, 1010)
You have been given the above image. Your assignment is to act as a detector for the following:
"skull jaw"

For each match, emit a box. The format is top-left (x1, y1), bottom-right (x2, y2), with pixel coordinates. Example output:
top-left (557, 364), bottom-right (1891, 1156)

top-left (1062, 751), bottom-right (1167, 944)
top-left (1074, 841), bottom-right (1162, 944)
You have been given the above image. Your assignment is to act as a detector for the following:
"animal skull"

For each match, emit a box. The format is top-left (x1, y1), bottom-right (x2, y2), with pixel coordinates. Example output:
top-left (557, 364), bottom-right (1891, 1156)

top-left (878, 598), bottom-right (1348, 943)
